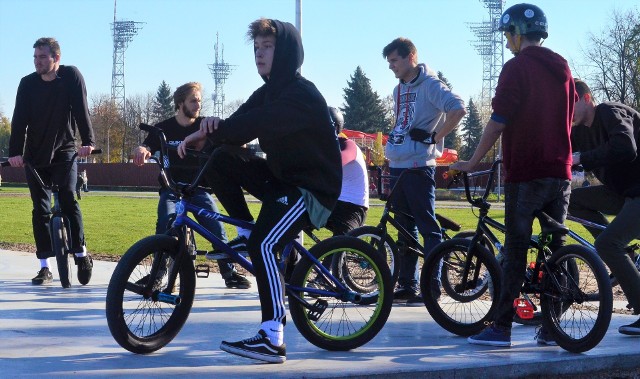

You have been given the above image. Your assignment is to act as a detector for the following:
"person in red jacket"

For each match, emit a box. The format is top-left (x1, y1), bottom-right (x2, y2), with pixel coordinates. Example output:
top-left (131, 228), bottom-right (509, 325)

top-left (452, 3), bottom-right (576, 347)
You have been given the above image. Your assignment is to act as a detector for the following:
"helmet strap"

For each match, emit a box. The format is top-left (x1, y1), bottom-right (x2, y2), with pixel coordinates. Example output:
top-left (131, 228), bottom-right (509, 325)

top-left (506, 33), bottom-right (522, 55)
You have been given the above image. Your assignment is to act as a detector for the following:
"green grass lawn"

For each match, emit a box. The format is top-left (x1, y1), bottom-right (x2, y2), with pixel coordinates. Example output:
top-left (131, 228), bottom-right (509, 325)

top-left (0, 185), bottom-right (596, 257)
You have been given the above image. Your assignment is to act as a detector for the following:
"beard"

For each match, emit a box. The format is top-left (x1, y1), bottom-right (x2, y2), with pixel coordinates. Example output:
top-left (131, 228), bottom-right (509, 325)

top-left (182, 107), bottom-right (199, 119)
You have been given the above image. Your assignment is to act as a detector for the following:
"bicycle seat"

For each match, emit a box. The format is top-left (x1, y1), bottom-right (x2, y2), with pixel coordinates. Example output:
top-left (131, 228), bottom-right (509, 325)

top-left (534, 210), bottom-right (569, 236)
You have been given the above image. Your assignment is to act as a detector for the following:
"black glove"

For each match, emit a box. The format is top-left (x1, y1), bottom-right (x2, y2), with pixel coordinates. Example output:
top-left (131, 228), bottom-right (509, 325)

top-left (409, 129), bottom-right (436, 144)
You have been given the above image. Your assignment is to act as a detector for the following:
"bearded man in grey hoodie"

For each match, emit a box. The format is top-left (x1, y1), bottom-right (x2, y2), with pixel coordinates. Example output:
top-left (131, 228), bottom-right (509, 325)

top-left (382, 37), bottom-right (466, 306)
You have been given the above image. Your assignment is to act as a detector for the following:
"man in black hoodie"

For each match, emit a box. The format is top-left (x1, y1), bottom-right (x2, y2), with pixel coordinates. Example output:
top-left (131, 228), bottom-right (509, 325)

top-left (179, 18), bottom-right (341, 363)
top-left (570, 79), bottom-right (640, 336)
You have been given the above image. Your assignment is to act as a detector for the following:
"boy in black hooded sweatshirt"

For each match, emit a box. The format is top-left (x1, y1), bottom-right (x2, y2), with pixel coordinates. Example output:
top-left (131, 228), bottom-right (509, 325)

top-left (179, 18), bottom-right (341, 363)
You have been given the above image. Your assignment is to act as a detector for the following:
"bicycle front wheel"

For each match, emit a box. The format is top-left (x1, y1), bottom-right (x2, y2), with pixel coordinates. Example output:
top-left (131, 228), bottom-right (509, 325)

top-left (52, 216), bottom-right (72, 288)
top-left (421, 238), bottom-right (502, 336)
top-left (541, 244), bottom-right (612, 353)
top-left (106, 235), bottom-right (196, 354)
top-left (288, 236), bottom-right (393, 351)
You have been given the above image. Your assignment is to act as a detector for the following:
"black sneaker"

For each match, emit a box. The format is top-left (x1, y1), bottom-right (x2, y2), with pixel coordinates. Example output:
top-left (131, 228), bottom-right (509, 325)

top-left (75, 255), bottom-right (93, 285)
top-left (206, 236), bottom-right (249, 260)
top-left (393, 287), bottom-right (419, 303)
top-left (220, 330), bottom-right (286, 363)
top-left (225, 272), bottom-right (252, 289)
top-left (619, 317), bottom-right (640, 336)
top-left (32, 267), bottom-right (53, 285)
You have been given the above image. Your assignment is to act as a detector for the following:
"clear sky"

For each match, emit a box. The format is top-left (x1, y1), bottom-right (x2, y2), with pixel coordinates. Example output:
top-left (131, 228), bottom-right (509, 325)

top-left (1, 0), bottom-right (638, 119)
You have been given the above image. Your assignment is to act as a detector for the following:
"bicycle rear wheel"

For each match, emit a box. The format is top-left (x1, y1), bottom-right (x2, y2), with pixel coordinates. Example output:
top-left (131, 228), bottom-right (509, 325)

top-left (541, 244), bottom-right (612, 353)
top-left (106, 235), bottom-right (196, 354)
top-left (347, 226), bottom-right (399, 287)
top-left (288, 236), bottom-right (393, 351)
top-left (52, 216), bottom-right (72, 288)
top-left (421, 238), bottom-right (502, 336)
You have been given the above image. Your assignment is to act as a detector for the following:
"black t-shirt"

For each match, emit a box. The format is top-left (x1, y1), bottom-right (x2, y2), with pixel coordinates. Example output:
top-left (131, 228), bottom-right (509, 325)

top-left (142, 116), bottom-right (205, 185)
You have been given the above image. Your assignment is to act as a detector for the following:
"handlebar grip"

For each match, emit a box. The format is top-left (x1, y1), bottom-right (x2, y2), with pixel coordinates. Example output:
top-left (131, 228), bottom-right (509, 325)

top-left (443, 169), bottom-right (460, 180)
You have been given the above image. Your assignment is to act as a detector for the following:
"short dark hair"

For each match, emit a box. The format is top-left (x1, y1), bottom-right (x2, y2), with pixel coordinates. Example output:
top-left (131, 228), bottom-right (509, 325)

top-left (173, 82), bottom-right (201, 111)
top-left (33, 37), bottom-right (60, 57)
top-left (247, 18), bottom-right (276, 41)
top-left (574, 79), bottom-right (592, 99)
top-left (382, 37), bottom-right (417, 59)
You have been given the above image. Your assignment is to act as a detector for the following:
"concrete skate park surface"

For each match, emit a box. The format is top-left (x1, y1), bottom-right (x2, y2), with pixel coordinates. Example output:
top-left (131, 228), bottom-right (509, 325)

top-left (1, 249), bottom-right (639, 379)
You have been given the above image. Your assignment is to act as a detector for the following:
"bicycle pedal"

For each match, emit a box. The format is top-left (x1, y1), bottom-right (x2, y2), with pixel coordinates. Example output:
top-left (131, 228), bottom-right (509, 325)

top-left (195, 264), bottom-right (210, 278)
top-left (307, 298), bottom-right (329, 321)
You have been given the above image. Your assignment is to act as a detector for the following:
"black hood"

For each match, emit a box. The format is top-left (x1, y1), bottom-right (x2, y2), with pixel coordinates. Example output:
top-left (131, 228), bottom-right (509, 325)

top-left (261, 20), bottom-right (304, 96)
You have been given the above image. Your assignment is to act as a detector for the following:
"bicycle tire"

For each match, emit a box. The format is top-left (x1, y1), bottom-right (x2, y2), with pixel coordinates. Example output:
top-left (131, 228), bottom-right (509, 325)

top-left (347, 226), bottom-right (399, 287)
top-left (52, 216), bottom-right (72, 289)
top-left (288, 236), bottom-right (393, 351)
top-left (106, 235), bottom-right (196, 354)
top-left (541, 244), bottom-right (612, 353)
top-left (421, 238), bottom-right (502, 336)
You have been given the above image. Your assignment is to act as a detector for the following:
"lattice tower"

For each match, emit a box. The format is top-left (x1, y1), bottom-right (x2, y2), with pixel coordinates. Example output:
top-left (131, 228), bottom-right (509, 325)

top-left (110, 0), bottom-right (144, 116)
top-left (468, 0), bottom-right (504, 112)
top-left (208, 33), bottom-right (236, 117)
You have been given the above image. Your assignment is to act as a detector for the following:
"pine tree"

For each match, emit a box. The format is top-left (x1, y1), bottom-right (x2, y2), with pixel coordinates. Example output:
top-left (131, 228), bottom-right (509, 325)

top-left (153, 81), bottom-right (174, 122)
top-left (341, 66), bottom-right (390, 133)
top-left (459, 99), bottom-right (484, 161)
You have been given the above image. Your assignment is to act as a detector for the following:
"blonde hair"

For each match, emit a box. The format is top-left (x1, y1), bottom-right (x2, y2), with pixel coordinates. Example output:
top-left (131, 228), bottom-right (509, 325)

top-left (173, 82), bottom-right (201, 111)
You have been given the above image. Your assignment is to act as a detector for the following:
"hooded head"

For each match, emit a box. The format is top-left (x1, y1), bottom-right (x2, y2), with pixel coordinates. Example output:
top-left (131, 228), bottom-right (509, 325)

top-left (247, 18), bottom-right (304, 90)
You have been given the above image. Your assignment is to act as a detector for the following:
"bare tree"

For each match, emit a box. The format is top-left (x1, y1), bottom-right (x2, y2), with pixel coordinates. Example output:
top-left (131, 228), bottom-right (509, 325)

top-left (580, 8), bottom-right (640, 110)
top-left (123, 93), bottom-right (157, 162)
top-left (89, 94), bottom-right (123, 163)
top-left (223, 98), bottom-right (245, 118)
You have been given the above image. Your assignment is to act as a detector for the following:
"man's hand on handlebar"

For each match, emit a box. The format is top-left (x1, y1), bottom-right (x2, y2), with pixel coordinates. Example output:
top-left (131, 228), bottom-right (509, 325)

top-left (8, 155), bottom-right (24, 167)
top-left (450, 160), bottom-right (478, 173)
top-left (132, 146), bottom-right (151, 166)
top-left (78, 145), bottom-right (94, 158)
top-left (177, 129), bottom-right (208, 159)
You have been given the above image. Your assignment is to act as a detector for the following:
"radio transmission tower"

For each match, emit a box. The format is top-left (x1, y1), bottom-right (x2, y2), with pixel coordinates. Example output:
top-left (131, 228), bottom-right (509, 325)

top-left (468, 0), bottom-right (504, 111)
top-left (208, 33), bottom-right (236, 117)
top-left (110, 0), bottom-right (144, 116)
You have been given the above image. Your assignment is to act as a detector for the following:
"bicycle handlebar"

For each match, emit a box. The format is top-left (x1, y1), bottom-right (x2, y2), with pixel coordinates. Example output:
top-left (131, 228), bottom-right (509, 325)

top-left (453, 160), bottom-right (502, 207)
top-left (139, 123), bottom-right (213, 196)
top-left (2, 149), bottom-right (102, 190)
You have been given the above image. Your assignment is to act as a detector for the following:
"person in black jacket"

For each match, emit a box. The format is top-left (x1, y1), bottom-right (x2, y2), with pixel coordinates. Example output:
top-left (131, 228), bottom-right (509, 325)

top-left (570, 79), bottom-right (640, 336)
top-left (179, 18), bottom-right (341, 363)
top-left (132, 82), bottom-right (250, 289)
top-left (8, 37), bottom-right (95, 286)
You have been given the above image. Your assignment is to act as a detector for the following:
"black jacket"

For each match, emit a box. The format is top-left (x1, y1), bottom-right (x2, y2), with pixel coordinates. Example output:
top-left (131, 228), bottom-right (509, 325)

top-left (10, 65), bottom-right (94, 166)
top-left (572, 102), bottom-right (640, 197)
top-left (207, 20), bottom-right (342, 214)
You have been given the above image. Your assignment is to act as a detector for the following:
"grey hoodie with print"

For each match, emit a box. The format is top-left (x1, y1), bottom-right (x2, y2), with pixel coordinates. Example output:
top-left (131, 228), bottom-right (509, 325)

top-left (386, 63), bottom-right (465, 168)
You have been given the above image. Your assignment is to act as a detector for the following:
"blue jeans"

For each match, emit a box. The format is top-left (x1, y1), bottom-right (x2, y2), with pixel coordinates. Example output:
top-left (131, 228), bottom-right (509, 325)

top-left (389, 166), bottom-right (442, 292)
top-left (157, 188), bottom-right (235, 278)
top-left (495, 178), bottom-right (571, 327)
